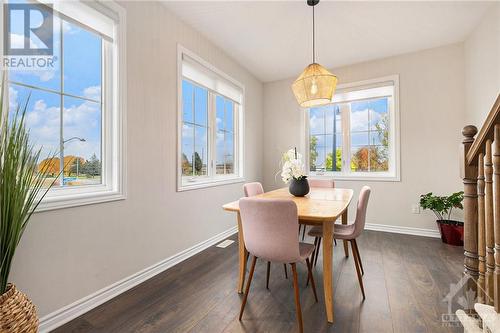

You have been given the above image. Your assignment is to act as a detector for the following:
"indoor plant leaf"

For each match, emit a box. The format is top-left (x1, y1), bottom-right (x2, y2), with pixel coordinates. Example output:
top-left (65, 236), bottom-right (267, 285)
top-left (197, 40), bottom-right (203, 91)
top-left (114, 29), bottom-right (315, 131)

top-left (0, 79), bottom-right (59, 294)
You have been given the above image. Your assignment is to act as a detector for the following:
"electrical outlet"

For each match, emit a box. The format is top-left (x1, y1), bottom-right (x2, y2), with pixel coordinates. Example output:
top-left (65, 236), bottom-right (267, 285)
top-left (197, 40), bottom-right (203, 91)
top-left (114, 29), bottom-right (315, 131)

top-left (412, 204), bottom-right (421, 214)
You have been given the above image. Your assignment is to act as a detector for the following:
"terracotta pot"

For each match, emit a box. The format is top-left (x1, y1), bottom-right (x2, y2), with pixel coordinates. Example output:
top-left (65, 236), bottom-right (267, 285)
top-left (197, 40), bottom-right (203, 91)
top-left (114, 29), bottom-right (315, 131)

top-left (436, 220), bottom-right (464, 246)
top-left (0, 284), bottom-right (38, 332)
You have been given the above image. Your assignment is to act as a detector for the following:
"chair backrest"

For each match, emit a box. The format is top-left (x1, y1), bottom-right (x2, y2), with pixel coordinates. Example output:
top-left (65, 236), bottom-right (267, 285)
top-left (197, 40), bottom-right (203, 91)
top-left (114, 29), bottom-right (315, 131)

top-left (352, 186), bottom-right (371, 238)
top-left (243, 182), bottom-right (264, 197)
top-left (239, 197), bottom-right (301, 263)
top-left (308, 178), bottom-right (335, 188)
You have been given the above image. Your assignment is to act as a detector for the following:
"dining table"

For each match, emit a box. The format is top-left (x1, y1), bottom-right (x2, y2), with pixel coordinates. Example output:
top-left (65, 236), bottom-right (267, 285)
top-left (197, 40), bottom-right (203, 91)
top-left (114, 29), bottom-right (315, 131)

top-left (222, 186), bottom-right (354, 323)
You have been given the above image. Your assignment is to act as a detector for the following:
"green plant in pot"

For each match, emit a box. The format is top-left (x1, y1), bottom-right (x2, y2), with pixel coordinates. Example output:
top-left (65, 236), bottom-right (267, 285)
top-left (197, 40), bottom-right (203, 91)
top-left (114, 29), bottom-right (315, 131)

top-left (0, 84), bottom-right (57, 332)
top-left (420, 191), bottom-right (464, 246)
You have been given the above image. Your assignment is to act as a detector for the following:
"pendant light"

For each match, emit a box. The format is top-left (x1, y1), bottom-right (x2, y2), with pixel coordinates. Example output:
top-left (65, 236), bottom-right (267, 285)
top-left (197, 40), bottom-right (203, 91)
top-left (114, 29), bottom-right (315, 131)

top-left (292, 0), bottom-right (338, 108)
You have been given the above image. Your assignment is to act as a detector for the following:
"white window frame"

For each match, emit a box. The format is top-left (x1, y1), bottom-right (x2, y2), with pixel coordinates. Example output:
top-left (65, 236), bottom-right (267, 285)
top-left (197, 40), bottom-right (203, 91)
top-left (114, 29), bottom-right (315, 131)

top-left (177, 45), bottom-right (245, 191)
top-left (3, 0), bottom-right (127, 211)
top-left (304, 75), bottom-right (400, 182)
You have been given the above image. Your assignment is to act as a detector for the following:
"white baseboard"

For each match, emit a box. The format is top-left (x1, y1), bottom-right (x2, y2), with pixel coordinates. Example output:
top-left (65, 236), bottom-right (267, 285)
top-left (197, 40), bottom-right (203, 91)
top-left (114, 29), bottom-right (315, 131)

top-left (365, 223), bottom-right (441, 238)
top-left (39, 226), bottom-right (238, 333)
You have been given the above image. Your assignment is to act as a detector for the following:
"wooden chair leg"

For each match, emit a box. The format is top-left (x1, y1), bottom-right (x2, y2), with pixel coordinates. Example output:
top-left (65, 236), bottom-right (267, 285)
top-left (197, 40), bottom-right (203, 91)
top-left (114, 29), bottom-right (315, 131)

top-left (283, 263), bottom-right (288, 279)
top-left (343, 240), bottom-right (349, 258)
top-left (307, 237), bottom-right (319, 286)
top-left (350, 241), bottom-right (365, 299)
top-left (314, 237), bottom-right (322, 267)
top-left (353, 239), bottom-right (364, 276)
top-left (310, 237), bottom-right (318, 267)
top-left (266, 261), bottom-right (271, 289)
top-left (334, 239), bottom-right (337, 246)
top-left (301, 225), bottom-right (306, 240)
top-left (291, 263), bottom-right (304, 333)
top-left (239, 256), bottom-right (257, 320)
top-left (306, 258), bottom-right (318, 302)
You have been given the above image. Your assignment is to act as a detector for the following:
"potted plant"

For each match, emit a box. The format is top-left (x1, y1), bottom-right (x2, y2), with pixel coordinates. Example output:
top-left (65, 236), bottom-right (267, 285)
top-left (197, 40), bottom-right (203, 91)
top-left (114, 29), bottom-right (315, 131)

top-left (281, 147), bottom-right (309, 197)
top-left (0, 85), bottom-right (57, 332)
top-left (420, 191), bottom-right (464, 246)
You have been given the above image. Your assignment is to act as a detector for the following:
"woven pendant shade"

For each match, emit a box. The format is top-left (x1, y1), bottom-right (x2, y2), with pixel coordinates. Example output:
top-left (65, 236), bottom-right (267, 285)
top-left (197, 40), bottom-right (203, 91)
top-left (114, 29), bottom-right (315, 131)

top-left (292, 63), bottom-right (338, 108)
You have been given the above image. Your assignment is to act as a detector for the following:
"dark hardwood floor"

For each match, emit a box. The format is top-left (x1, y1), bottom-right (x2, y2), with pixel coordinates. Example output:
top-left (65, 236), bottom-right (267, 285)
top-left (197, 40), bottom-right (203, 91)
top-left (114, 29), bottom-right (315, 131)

top-left (53, 230), bottom-right (463, 333)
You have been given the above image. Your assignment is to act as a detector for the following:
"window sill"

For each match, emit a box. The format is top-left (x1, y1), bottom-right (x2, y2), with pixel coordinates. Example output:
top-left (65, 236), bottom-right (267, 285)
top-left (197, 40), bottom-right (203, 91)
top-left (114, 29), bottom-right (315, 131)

top-left (35, 187), bottom-right (126, 212)
top-left (178, 176), bottom-right (245, 192)
top-left (309, 173), bottom-right (400, 182)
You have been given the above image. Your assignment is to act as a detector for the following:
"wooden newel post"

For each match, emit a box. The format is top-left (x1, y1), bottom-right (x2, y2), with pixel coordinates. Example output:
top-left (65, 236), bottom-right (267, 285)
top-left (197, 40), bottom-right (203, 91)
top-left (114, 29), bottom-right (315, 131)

top-left (462, 125), bottom-right (479, 288)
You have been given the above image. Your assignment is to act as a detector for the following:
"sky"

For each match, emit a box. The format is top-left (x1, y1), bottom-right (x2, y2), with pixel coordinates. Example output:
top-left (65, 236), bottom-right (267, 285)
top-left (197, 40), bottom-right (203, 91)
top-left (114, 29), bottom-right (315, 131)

top-left (8, 7), bottom-right (102, 163)
top-left (309, 98), bottom-right (388, 168)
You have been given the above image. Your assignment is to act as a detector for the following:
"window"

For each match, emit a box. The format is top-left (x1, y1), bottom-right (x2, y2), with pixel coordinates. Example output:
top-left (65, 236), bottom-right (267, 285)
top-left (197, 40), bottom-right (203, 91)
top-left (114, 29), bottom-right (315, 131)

top-left (307, 76), bottom-right (400, 181)
top-left (4, 1), bottom-right (126, 210)
top-left (178, 47), bottom-right (243, 191)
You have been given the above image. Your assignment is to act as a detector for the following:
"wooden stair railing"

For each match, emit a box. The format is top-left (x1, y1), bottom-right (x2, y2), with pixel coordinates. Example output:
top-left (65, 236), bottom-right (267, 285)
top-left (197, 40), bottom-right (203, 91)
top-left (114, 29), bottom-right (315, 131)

top-left (459, 94), bottom-right (500, 332)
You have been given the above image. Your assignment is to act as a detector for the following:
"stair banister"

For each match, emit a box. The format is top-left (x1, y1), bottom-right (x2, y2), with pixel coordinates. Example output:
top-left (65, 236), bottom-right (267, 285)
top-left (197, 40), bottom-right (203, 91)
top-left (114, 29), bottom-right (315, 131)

top-left (458, 94), bottom-right (500, 332)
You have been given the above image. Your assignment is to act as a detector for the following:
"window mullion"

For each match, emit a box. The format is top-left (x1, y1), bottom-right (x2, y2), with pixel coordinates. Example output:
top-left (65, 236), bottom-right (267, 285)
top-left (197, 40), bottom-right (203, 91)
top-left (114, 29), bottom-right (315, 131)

top-left (323, 110), bottom-right (327, 172)
top-left (343, 104), bottom-right (351, 176)
top-left (234, 102), bottom-right (238, 176)
top-left (208, 92), bottom-right (215, 178)
top-left (101, 38), bottom-right (108, 186)
top-left (191, 89), bottom-right (195, 177)
top-left (224, 101), bottom-right (229, 175)
top-left (59, 17), bottom-right (64, 187)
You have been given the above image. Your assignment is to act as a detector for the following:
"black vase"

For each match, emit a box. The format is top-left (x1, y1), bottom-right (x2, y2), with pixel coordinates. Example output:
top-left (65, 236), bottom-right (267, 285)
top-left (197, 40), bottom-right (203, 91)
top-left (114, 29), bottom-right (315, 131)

top-left (289, 178), bottom-right (310, 197)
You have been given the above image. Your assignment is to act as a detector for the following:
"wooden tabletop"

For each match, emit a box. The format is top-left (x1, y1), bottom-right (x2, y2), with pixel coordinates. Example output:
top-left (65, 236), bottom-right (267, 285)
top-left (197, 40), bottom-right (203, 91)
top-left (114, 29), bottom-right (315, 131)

top-left (222, 187), bottom-right (353, 222)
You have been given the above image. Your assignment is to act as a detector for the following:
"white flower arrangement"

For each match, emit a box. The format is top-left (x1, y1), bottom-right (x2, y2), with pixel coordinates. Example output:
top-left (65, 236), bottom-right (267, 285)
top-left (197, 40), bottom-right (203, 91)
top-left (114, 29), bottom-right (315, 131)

top-left (281, 148), bottom-right (307, 184)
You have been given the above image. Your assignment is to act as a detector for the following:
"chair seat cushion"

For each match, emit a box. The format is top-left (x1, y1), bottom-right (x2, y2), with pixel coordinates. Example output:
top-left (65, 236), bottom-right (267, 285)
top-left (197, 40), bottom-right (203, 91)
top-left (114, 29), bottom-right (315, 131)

top-left (308, 226), bottom-right (322, 237)
top-left (307, 224), bottom-right (355, 240)
top-left (299, 242), bottom-right (315, 260)
top-left (258, 242), bottom-right (315, 263)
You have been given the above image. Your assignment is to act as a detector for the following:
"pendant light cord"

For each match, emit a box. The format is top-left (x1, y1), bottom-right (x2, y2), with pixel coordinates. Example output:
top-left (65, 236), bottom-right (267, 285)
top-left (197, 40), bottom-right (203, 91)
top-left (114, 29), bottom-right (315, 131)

top-left (312, 5), bottom-right (315, 63)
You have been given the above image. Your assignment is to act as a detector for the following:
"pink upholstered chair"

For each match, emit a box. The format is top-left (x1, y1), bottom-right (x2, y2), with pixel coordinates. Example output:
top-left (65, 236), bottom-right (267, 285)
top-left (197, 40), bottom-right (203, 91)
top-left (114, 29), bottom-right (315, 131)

top-left (243, 182), bottom-right (289, 282)
top-left (308, 178), bottom-right (335, 188)
top-left (238, 197), bottom-right (318, 333)
top-left (243, 182), bottom-right (264, 197)
top-left (308, 186), bottom-right (371, 299)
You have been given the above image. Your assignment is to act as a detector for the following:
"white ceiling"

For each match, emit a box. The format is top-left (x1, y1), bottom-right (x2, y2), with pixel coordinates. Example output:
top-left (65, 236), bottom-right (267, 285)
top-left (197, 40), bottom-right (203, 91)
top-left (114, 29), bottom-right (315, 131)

top-left (163, 1), bottom-right (493, 82)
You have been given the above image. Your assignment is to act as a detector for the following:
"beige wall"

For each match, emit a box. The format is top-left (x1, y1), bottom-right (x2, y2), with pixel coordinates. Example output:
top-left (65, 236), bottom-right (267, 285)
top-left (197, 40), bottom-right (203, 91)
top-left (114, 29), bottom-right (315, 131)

top-left (464, 3), bottom-right (500, 127)
top-left (263, 43), bottom-right (466, 230)
top-left (9, 1), bottom-right (263, 317)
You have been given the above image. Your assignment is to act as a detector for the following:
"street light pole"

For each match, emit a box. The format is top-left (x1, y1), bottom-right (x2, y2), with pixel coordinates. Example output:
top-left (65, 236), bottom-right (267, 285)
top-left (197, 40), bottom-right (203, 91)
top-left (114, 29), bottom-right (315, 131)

top-left (60, 137), bottom-right (86, 186)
